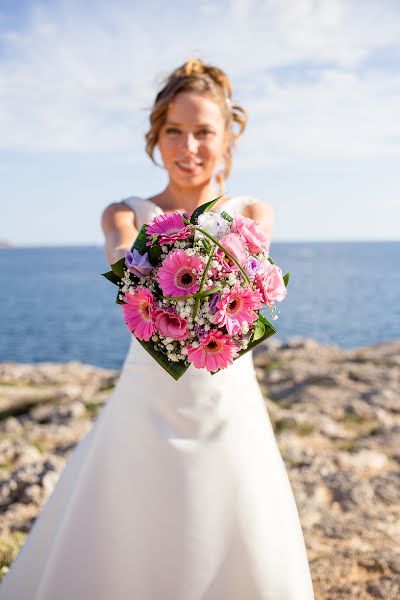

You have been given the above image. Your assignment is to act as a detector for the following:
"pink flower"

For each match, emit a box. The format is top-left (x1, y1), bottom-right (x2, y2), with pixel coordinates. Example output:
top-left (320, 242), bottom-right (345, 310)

top-left (216, 233), bottom-right (248, 272)
top-left (122, 287), bottom-right (155, 341)
top-left (186, 330), bottom-right (239, 372)
top-left (233, 213), bottom-right (270, 254)
top-left (214, 284), bottom-right (263, 335)
top-left (153, 307), bottom-right (189, 340)
top-left (254, 262), bottom-right (287, 307)
top-left (157, 249), bottom-right (205, 297)
top-left (146, 212), bottom-right (193, 246)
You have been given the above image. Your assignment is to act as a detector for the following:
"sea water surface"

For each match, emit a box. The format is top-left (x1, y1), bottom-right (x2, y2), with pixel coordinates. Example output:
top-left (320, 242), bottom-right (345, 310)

top-left (0, 242), bottom-right (399, 370)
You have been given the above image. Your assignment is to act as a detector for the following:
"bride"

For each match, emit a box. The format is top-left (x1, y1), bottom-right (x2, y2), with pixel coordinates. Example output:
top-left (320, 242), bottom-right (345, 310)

top-left (0, 58), bottom-right (315, 599)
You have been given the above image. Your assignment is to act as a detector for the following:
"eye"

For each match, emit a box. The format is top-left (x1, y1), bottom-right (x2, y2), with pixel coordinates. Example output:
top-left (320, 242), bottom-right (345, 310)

top-left (165, 127), bottom-right (181, 135)
top-left (196, 128), bottom-right (215, 138)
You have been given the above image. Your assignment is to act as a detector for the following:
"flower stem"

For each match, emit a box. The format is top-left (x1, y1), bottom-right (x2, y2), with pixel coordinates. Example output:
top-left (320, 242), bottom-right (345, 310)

top-left (193, 226), bottom-right (250, 284)
top-left (192, 244), bottom-right (215, 320)
top-left (163, 287), bottom-right (221, 301)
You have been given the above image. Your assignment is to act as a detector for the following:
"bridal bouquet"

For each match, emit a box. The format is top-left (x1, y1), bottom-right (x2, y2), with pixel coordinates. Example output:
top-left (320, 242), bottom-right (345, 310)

top-left (102, 197), bottom-right (289, 380)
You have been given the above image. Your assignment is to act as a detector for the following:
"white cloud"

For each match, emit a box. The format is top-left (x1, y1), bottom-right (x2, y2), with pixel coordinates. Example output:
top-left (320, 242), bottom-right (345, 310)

top-left (0, 0), bottom-right (399, 165)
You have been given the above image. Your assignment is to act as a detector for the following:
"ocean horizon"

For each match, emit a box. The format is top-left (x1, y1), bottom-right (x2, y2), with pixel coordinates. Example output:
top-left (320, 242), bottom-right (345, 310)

top-left (1, 241), bottom-right (399, 370)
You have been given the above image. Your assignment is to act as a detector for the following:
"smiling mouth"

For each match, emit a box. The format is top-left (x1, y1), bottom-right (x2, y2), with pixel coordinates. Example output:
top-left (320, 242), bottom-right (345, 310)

top-left (176, 161), bottom-right (203, 173)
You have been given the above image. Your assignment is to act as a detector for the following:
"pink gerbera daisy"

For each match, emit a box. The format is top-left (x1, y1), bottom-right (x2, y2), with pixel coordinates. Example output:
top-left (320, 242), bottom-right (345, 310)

top-left (146, 212), bottom-right (193, 246)
top-left (122, 287), bottom-right (155, 341)
top-left (216, 233), bottom-right (248, 273)
top-left (186, 330), bottom-right (239, 372)
top-left (214, 284), bottom-right (263, 335)
top-left (157, 250), bottom-right (205, 296)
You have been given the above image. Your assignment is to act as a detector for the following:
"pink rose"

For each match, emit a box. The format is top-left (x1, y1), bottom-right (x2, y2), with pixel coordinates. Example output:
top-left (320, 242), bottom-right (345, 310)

top-left (217, 233), bottom-right (248, 272)
top-left (254, 262), bottom-right (287, 307)
top-left (233, 213), bottom-right (270, 254)
top-left (153, 307), bottom-right (189, 340)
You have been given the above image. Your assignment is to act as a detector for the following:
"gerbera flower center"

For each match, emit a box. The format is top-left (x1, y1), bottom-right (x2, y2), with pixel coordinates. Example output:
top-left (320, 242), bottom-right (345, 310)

top-left (227, 297), bottom-right (243, 314)
top-left (181, 273), bottom-right (193, 285)
top-left (176, 267), bottom-right (196, 289)
top-left (140, 301), bottom-right (151, 320)
top-left (205, 339), bottom-right (222, 353)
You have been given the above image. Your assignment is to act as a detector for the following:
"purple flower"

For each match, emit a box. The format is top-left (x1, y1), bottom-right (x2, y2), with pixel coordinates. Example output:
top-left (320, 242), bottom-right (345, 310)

top-left (209, 291), bottom-right (221, 314)
top-left (124, 249), bottom-right (154, 278)
top-left (244, 257), bottom-right (260, 280)
top-left (193, 324), bottom-right (206, 339)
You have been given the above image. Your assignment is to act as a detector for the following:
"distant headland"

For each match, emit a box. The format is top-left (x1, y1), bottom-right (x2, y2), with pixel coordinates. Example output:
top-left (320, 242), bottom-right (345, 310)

top-left (0, 240), bottom-right (13, 248)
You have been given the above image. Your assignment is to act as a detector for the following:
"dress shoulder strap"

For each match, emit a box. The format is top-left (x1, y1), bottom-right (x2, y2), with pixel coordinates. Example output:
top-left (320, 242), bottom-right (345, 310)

top-left (120, 196), bottom-right (163, 229)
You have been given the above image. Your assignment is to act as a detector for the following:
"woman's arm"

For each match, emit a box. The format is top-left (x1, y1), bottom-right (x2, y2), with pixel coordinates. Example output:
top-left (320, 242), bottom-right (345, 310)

top-left (101, 202), bottom-right (139, 265)
top-left (241, 201), bottom-right (274, 241)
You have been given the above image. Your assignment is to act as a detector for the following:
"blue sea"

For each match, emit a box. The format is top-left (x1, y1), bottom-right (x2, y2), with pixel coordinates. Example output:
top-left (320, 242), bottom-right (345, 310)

top-left (0, 242), bottom-right (399, 370)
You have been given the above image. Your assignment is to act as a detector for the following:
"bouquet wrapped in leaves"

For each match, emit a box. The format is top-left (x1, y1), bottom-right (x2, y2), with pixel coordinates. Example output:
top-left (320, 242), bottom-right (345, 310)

top-left (102, 197), bottom-right (289, 380)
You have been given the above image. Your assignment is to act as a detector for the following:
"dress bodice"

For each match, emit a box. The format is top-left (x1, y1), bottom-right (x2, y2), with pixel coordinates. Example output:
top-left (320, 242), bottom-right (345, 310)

top-left (120, 194), bottom-right (262, 229)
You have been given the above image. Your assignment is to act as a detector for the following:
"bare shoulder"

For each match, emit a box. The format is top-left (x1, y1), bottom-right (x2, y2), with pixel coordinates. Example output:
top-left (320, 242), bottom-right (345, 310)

top-left (242, 199), bottom-right (274, 222)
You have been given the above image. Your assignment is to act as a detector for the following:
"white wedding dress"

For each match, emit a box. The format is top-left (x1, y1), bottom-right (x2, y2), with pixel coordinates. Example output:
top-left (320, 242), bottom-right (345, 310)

top-left (0, 196), bottom-right (314, 599)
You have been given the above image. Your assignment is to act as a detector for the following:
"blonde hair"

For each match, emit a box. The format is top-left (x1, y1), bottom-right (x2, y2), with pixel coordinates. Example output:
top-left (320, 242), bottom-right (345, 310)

top-left (145, 58), bottom-right (247, 191)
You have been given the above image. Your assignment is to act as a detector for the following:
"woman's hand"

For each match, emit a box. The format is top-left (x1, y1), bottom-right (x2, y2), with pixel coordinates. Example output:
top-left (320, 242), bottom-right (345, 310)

top-left (101, 202), bottom-right (139, 265)
top-left (241, 201), bottom-right (274, 241)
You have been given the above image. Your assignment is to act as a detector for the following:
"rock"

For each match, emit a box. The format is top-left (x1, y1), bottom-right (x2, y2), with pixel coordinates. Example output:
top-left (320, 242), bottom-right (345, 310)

top-left (54, 384), bottom-right (82, 402)
top-left (371, 471), bottom-right (400, 505)
top-left (0, 439), bottom-right (42, 466)
top-left (366, 575), bottom-right (400, 599)
top-left (0, 456), bottom-right (65, 509)
top-left (334, 449), bottom-right (388, 473)
top-left (0, 416), bottom-right (24, 433)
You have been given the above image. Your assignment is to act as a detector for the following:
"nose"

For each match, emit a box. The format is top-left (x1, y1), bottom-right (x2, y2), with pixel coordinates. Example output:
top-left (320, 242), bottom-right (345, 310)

top-left (181, 133), bottom-right (198, 154)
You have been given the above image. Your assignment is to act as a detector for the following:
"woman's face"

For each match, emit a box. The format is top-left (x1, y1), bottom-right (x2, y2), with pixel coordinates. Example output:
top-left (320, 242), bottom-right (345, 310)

top-left (157, 92), bottom-right (229, 188)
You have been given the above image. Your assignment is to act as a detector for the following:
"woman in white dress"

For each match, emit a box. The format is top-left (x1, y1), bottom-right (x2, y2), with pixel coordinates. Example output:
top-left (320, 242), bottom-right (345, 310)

top-left (0, 58), bottom-right (315, 599)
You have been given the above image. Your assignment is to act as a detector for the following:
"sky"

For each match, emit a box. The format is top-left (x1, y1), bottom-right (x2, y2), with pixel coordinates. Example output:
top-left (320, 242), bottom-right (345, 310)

top-left (1, 0), bottom-right (399, 245)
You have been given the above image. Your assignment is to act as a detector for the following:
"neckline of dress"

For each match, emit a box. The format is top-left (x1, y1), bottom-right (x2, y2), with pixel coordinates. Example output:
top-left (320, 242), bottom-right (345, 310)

top-left (141, 195), bottom-right (243, 215)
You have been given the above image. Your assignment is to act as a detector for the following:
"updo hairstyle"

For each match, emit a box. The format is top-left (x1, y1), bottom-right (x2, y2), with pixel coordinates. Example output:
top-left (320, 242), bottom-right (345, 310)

top-left (145, 58), bottom-right (247, 188)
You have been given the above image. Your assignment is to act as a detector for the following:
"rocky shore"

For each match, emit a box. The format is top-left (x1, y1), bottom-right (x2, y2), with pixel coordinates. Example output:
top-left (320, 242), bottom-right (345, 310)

top-left (0, 338), bottom-right (399, 598)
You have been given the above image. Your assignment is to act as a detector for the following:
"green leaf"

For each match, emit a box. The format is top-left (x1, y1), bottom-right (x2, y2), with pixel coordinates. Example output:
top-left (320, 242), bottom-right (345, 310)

top-left (252, 318), bottom-right (265, 342)
top-left (190, 195), bottom-right (224, 224)
top-left (200, 237), bottom-right (214, 254)
top-left (149, 242), bottom-right (162, 265)
top-left (268, 256), bottom-right (275, 265)
top-left (238, 312), bottom-right (277, 357)
top-left (131, 224), bottom-right (149, 254)
top-left (110, 257), bottom-right (126, 279)
top-left (115, 290), bottom-right (125, 305)
top-left (220, 210), bottom-right (233, 222)
top-left (283, 272), bottom-right (290, 287)
top-left (135, 338), bottom-right (190, 380)
top-left (101, 270), bottom-right (120, 286)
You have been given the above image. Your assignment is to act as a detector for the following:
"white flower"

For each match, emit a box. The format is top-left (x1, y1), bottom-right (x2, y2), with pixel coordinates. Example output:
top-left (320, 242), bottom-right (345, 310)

top-left (195, 212), bottom-right (231, 240)
top-left (241, 321), bottom-right (249, 334)
top-left (228, 273), bottom-right (237, 286)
